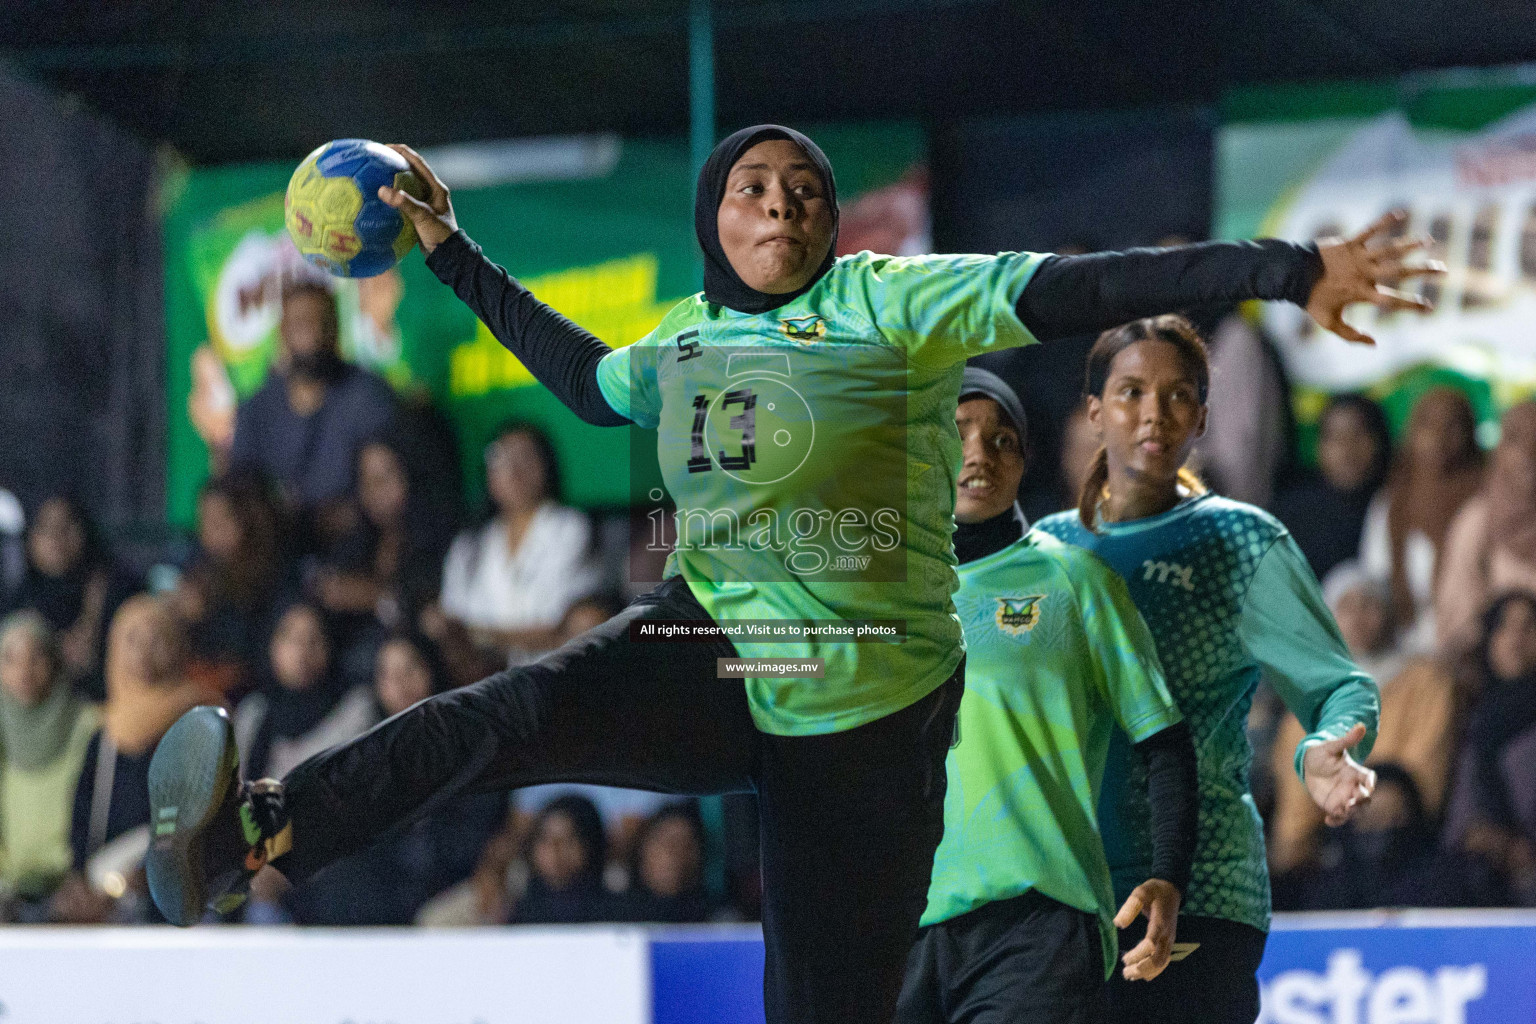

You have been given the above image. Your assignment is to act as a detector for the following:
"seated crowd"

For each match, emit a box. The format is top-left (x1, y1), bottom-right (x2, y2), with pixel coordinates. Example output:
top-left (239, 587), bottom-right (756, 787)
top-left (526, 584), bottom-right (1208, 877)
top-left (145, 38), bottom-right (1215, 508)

top-left (0, 280), bottom-right (747, 925)
top-left (2, 279), bottom-right (1535, 924)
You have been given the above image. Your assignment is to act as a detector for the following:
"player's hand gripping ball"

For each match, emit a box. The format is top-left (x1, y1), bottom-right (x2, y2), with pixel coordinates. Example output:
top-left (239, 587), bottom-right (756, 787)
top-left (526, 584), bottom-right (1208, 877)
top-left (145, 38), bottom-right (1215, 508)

top-left (285, 139), bottom-right (426, 278)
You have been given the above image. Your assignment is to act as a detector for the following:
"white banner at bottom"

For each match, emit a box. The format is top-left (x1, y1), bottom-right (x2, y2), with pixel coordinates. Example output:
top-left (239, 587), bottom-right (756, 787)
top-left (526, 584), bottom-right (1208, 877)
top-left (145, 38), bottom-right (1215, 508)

top-left (0, 926), bottom-right (651, 1024)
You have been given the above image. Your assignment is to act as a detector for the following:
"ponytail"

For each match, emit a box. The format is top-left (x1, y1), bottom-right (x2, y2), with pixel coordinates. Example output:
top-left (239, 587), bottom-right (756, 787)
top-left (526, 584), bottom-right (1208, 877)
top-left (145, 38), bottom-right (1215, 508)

top-left (1077, 447), bottom-right (1109, 531)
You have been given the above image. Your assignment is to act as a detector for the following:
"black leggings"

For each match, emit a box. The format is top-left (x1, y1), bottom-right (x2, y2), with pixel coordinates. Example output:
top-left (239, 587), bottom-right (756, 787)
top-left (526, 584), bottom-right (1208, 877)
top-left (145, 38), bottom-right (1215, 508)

top-left (1107, 914), bottom-right (1268, 1024)
top-left (277, 576), bottom-right (964, 1024)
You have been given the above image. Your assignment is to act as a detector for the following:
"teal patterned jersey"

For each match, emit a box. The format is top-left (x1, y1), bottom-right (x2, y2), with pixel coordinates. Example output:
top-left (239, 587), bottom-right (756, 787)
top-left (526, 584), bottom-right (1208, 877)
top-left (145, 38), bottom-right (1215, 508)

top-left (1036, 494), bottom-right (1378, 932)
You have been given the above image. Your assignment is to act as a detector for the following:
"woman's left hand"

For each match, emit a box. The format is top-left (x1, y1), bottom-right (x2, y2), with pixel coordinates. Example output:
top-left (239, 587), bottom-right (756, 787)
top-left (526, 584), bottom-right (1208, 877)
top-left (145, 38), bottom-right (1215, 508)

top-left (1303, 723), bottom-right (1377, 826)
top-left (1305, 210), bottom-right (1446, 346)
top-left (1114, 878), bottom-right (1182, 981)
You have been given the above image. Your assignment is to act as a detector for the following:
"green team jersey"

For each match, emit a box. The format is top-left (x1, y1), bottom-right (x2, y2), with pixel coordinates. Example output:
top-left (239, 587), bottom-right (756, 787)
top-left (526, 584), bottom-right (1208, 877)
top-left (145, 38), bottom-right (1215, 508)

top-left (1036, 495), bottom-right (1380, 932)
top-left (596, 251), bottom-right (1047, 736)
top-left (921, 530), bottom-right (1182, 978)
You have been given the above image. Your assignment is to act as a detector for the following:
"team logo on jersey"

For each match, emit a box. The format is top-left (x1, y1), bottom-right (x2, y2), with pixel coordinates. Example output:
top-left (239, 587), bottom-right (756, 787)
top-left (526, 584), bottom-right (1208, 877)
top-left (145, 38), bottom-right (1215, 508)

top-left (1141, 559), bottom-right (1196, 592)
top-left (994, 595), bottom-right (1045, 635)
top-left (779, 315), bottom-right (826, 343)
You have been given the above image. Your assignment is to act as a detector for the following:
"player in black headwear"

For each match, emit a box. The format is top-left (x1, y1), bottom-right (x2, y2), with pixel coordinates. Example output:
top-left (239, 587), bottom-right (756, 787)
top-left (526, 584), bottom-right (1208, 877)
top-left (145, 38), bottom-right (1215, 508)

top-left (147, 125), bottom-right (1437, 1024)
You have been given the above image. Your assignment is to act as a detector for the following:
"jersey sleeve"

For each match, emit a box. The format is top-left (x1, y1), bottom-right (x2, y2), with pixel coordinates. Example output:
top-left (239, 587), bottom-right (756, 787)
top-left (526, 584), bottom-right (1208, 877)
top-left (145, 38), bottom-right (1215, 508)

top-left (1238, 533), bottom-right (1381, 780)
top-left (849, 251), bottom-right (1050, 368)
top-left (1072, 551), bottom-right (1183, 742)
top-left (595, 334), bottom-right (664, 429)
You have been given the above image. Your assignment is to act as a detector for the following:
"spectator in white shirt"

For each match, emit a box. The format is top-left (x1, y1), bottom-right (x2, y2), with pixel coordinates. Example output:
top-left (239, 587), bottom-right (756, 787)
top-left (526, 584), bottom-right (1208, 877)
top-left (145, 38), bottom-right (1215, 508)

top-left (432, 422), bottom-right (602, 666)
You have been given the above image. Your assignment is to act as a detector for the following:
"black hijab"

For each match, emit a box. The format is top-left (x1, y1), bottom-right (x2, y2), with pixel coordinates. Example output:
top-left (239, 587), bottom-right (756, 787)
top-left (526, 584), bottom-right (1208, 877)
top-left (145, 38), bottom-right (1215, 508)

top-left (696, 125), bottom-right (839, 314)
top-left (514, 794), bottom-right (617, 924)
top-left (6, 495), bottom-right (107, 630)
top-left (953, 367), bottom-right (1029, 565)
top-left (247, 600), bottom-right (353, 778)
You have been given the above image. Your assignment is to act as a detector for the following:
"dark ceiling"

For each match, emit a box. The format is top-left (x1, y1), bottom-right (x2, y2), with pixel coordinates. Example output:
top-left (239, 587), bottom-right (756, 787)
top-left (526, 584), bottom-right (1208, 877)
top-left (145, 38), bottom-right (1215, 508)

top-left (5, 0), bottom-right (1536, 165)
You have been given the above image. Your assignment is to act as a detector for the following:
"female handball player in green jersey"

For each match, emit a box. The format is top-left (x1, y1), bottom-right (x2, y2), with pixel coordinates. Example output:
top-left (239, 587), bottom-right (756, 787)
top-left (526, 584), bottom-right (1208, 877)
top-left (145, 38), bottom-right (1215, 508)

top-left (145, 125), bottom-right (1436, 1024)
top-left (898, 367), bottom-right (1197, 1024)
top-left (1038, 316), bottom-right (1386, 1024)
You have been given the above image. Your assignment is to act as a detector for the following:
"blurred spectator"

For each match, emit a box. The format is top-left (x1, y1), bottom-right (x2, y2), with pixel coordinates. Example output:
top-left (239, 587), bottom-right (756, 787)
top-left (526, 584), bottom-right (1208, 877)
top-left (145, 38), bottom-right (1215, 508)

top-left (433, 423), bottom-right (601, 664)
top-left (1442, 592), bottom-right (1536, 903)
top-left (558, 593), bottom-right (626, 644)
top-left (2, 495), bottom-right (136, 699)
top-left (372, 631), bottom-right (447, 719)
top-left (511, 794), bottom-right (621, 924)
top-left (624, 503), bottom-right (676, 600)
top-left (392, 394), bottom-right (466, 536)
top-left (228, 279), bottom-right (395, 541)
top-left (314, 431), bottom-right (454, 676)
top-left (1058, 403), bottom-right (1098, 513)
top-left (0, 611), bottom-right (99, 905)
top-left (420, 792), bottom-right (627, 928)
top-left (1199, 312), bottom-right (1290, 507)
top-left (1271, 395), bottom-right (1392, 581)
top-left (1361, 386), bottom-right (1483, 652)
top-left (1277, 764), bottom-right (1507, 910)
top-left (616, 802), bottom-right (712, 923)
top-left (510, 781), bottom-right (674, 883)
top-left (1437, 400), bottom-right (1536, 654)
top-left (233, 601), bottom-right (374, 782)
top-left (1267, 562), bottom-right (1458, 873)
top-left (64, 596), bottom-right (211, 922)
top-left (170, 474), bottom-right (287, 698)
top-left (250, 632), bottom-right (502, 925)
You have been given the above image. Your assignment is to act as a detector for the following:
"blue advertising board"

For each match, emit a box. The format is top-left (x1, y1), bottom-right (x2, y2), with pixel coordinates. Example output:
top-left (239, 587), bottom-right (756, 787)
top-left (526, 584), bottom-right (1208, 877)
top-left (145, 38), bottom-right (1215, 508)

top-left (651, 912), bottom-right (1536, 1024)
top-left (1258, 912), bottom-right (1536, 1024)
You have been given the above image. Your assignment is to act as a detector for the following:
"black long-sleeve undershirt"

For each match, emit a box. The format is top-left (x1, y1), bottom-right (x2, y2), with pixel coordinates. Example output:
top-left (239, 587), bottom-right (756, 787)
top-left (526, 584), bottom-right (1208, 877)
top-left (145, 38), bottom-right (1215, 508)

top-left (425, 230), bottom-right (628, 426)
top-left (1136, 720), bottom-right (1198, 894)
top-left (1014, 239), bottom-right (1323, 343)
top-left (426, 231), bottom-right (1323, 426)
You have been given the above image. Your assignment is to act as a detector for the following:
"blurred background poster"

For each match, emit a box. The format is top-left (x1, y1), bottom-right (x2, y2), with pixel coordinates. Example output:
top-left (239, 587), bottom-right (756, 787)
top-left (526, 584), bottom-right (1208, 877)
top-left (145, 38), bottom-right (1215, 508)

top-left (163, 122), bottom-right (928, 526)
top-left (1219, 79), bottom-right (1536, 454)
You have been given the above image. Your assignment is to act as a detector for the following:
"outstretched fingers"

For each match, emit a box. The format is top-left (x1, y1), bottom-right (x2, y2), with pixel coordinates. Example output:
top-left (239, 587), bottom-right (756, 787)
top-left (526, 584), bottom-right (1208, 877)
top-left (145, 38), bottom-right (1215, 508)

top-left (1376, 235), bottom-right (1426, 259)
top-left (1353, 209), bottom-right (1408, 246)
top-left (1123, 900), bottom-right (1174, 981)
top-left (1319, 723), bottom-right (1369, 757)
top-left (377, 182), bottom-right (432, 219)
top-left (1373, 285), bottom-right (1433, 313)
top-left (1373, 257), bottom-right (1447, 282)
top-left (1324, 313), bottom-right (1374, 347)
top-left (1113, 892), bottom-right (1143, 929)
top-left (1120, 935), bottom-right (1160, 980)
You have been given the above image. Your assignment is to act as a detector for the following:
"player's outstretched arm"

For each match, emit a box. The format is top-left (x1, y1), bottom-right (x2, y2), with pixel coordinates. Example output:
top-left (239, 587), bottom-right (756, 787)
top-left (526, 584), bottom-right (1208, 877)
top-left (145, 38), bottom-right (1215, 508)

top-left (1239, 533), bottom-right (1380, 827)
top-left (1013, 210), bottom-right (1444, 345)
top-left (378, 144), bottom-right (629, 428)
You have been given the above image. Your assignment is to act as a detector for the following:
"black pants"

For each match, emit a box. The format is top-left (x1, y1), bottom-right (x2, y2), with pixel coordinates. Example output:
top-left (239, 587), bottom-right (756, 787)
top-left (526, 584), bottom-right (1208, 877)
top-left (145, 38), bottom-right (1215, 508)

top-left (277, 576), bottom-right (963, 1024)
top-left (896, 890), bottom-right (1107, 1024)
top-left (1107, 914), bottom-right (1268, 1024)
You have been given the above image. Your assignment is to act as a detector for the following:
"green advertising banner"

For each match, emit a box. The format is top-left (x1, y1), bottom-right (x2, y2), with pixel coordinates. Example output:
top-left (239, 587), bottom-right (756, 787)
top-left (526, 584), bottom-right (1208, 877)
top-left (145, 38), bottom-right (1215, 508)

top-left (1216, 75), bottom-right (1536, 457)
top-left (162, 124), bottom-right (927, 526)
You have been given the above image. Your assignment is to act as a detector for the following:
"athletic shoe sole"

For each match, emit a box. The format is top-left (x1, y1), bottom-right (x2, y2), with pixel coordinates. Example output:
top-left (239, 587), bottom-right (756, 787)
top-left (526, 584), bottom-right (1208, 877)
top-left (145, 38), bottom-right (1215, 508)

top-left (146, 705), bottom-right (239, 926)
